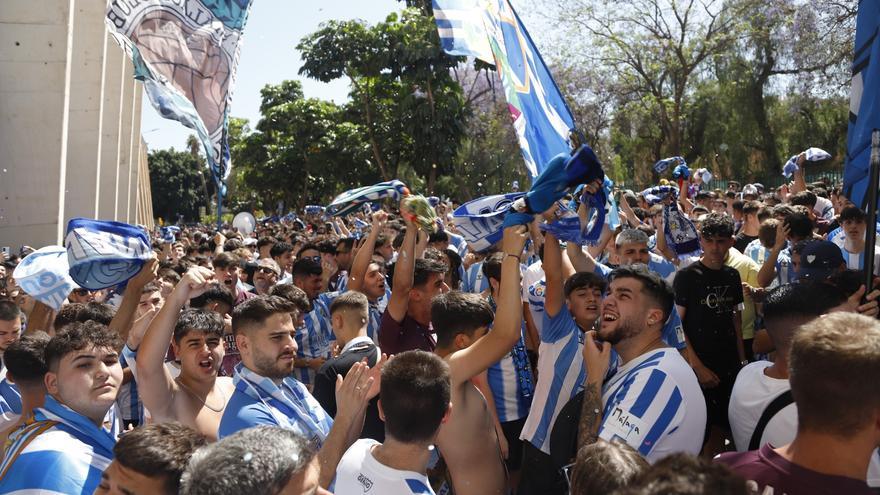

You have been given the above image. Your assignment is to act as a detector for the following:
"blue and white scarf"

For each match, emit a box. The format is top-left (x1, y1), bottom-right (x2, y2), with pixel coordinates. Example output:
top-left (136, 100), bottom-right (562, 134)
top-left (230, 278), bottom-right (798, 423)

top-left (0, 395), bottom-right (116, 494)
top-left (782, 147), bottom-right (832, 177)
top-left (452, 193), bottom-right (526, 253)
top-left (642, 186), bottom-right (701, 258)
top-left (231, 364), bottom-right (332, 447)
top-left (513, 145), bottom-right (605, 215)
top-left (653, 156), bottom-right (685, 175)
top-left (12, 246), bottom-right (77, 311)
top-left (327, 180), bottom-right (409, 217)
top-left (65, 218), bottom-right (152, 290)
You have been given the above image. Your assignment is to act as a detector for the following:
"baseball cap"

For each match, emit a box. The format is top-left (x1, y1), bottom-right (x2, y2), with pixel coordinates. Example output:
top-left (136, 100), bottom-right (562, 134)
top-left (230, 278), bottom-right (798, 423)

top-left (797, 241), bottom-right (845, 281)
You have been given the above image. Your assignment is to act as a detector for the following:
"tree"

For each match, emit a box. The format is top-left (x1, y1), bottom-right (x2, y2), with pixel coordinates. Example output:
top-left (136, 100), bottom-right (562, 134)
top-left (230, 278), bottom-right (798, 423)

top-left (230, 80), bottom-right (375, 211)
top-left (297, 8), bottom-right (469, 193)
top-left (148, 149), bottom-right (206, 222)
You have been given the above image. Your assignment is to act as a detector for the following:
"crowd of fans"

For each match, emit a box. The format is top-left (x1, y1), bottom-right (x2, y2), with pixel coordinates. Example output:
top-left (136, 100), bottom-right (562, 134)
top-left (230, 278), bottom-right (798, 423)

top-left (0, 155), bottom-right (880, 494)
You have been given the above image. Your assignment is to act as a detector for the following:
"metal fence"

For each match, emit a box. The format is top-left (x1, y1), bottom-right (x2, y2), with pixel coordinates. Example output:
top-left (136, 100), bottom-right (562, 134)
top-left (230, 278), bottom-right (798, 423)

top-left (704, 169), bottom-right (845, 193)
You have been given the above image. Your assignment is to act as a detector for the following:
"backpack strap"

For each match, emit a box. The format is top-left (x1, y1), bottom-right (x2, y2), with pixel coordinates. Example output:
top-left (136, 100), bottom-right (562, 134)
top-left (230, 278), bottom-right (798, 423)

top-left (748, 390), bottom-right (793, 451)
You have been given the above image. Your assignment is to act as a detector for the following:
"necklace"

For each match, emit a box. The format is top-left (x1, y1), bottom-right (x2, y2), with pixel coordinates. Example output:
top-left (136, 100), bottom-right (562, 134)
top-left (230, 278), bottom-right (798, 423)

top-left (176, 378), bottom-right (227, 413)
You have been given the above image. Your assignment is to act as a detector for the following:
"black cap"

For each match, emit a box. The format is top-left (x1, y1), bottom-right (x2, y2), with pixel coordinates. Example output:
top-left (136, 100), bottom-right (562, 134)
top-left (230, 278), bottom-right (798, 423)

top-left (797, 241), bottom-right (845, 281)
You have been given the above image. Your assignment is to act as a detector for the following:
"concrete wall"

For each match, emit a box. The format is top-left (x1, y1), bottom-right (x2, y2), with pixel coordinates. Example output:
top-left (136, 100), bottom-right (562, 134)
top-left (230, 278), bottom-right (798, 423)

top-left (0, 0), bottom-right (151, 249)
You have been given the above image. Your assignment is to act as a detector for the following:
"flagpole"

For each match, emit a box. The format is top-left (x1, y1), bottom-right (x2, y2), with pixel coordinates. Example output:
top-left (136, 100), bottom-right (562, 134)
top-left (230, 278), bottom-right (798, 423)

top-left (216, 184), bottom-right (223, 232)
top-left (864, 129), bottom-right (880, 295)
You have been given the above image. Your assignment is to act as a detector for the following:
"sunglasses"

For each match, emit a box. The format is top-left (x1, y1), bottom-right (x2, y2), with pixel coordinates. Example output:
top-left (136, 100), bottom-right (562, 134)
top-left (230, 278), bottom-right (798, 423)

top-left (257, 267), bottom-right (278, 276)
top-left (72, 288), bottom-right (92, 296)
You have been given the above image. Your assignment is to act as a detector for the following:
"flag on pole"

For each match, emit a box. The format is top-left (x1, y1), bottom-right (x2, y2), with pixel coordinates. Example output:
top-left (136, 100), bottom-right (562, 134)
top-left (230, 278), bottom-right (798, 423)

top-left (431, 0), bottom-right (494, 63)
top-left (843, 0), bottom-right (880, 209)
top-left (106, 0), bottom-right (254, 191)
top-left (482, 0), bottom-right (576, 178)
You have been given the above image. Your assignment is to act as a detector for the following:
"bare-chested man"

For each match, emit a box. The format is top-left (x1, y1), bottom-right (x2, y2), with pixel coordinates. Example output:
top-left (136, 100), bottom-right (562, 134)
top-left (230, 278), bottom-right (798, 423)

top-left (136, 266), bottom-right (234, 441)
top-left (432, 225), bottom-right (529, 495)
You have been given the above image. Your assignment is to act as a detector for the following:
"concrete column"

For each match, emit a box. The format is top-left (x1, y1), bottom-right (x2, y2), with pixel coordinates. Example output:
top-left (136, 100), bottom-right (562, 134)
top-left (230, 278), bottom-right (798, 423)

top-left (125, 82), bottom-right (142, 223)
top-left (98, 35), bottom-right (123, 220)
top-left (0, 0), bottom-right (73, 247)
top-left (115, 65), bottom-right (134, 221)
top-left (63, 0), bottom-right (107, 223)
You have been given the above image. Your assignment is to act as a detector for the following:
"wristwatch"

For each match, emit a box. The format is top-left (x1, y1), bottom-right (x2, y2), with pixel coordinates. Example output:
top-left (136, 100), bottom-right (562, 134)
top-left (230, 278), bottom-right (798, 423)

top-left (740, 360), bottom-right (749, 367)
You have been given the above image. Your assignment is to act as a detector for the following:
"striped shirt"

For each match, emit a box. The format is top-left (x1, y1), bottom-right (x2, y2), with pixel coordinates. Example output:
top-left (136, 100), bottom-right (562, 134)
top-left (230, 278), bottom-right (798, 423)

top-left (295, 293), bottom-right (335, 386)
top-left (487, 299), bottom-right (534, 423)
top-left (775, 247), bottom-right (795, 286)
top-left (0, 365), bottom-right (22, 432)
top-left (115, 351), bottom-right (144, 425)
top-left (841, 244), bottom-right (880, 274)
top-left (526, 279), bottom-right (547, 336)
top-left (743, 239), bottom-right (771, 266)
top-left (600, 348), bottom-right (706, 462)
top-left (448, 232), bottom-right (468, 257)
top-left (462, 261), bottom-right (489, 294)
top-left (519, 306), bottom-right (587, 454)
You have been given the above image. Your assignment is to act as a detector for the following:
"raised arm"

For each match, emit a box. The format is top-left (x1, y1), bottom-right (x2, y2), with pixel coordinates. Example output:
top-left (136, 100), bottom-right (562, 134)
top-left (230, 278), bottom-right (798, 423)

top-left (138, 266), bottom-right (214, 419)
top-left (544, 231), bottom-right (565, 318)
top-left (386, 217), bottom-right (417, 322)
top-left (109, 256), bottom-right (158, 343)
top-left (567, 241), bottom-right (598, 274)
top-left (447, 225), bottom-right (528, 385)
top-left (757, 221), bottom-right (789, 288)
top-left (347, 212), bottom-right (387, 294)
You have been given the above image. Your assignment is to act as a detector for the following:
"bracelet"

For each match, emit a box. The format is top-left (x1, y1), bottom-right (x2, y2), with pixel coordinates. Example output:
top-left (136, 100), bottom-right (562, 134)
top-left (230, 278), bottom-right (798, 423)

top-left (505, 253), bottom-right (521, 261)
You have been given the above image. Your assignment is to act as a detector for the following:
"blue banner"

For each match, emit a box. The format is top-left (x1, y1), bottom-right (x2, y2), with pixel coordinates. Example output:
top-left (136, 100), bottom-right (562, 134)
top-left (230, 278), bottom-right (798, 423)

top-left (106, 0), bottom-right (254, 192)
top-left (482, 0), bottom-right (576, 178)
top-left (844, 0), bottom-right (880, 209)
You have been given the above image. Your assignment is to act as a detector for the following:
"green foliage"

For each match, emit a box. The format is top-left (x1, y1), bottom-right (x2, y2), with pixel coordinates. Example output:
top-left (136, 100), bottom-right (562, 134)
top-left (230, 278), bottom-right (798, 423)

top-left (297, 8), bottom-right (468, 192)
top-left (148, 149), bottom-right (208, 222)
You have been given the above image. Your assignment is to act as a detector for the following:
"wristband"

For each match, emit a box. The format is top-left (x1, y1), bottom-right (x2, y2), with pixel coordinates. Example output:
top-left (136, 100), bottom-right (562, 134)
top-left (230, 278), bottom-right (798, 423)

top-left (505, 253), bottom-right (521, 262)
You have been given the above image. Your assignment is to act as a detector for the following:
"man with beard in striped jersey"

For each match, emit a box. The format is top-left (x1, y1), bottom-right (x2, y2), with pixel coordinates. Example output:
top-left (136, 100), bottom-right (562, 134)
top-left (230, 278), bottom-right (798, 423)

top-left (560, 265), bottom-right (706, 466)
top-left (518, 229), bottom-right (607, 495)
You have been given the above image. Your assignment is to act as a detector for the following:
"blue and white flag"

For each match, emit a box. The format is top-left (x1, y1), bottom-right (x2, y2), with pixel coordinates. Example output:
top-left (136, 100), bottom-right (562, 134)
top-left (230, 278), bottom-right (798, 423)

top-left (453, 193), bottom-right (525, 252)
top-left (482, 0), bottom-right (576, 178)
top-left (12, 246), bottom-right (77, 311)
top-left (844, 0), bottom-right (880, 209)
top-left (782, 147), bottom-right (832, 178)
top-left (66, 218), bottom-right (152, 291)
top-left (327, 180), bottom-right (409, 217)
top-left (106, 0), bottom-right (254, 190)
top-left (432, 0), bottom-right (494, 63)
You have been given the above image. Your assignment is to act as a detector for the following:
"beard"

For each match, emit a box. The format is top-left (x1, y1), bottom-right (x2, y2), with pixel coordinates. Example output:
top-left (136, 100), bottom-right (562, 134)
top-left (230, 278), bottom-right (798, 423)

top-left (599, 317), bottom-right (641, 345)
top-left (251, 349), bottom-right (295, 380)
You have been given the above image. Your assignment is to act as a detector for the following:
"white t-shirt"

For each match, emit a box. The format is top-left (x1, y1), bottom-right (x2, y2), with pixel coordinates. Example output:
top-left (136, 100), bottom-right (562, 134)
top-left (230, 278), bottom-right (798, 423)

top-left (335, 438), bottom-right (435, 495)
top-left (728, 361), bottom-right (797, 452)
top-left (729, 361), bottom-right (880, 487)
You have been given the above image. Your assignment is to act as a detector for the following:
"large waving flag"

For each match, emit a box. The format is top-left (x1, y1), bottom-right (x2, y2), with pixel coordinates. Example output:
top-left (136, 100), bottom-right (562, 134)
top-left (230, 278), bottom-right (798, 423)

top-left (843, 0), bottom-right (880, 209)
top-left (106, 0), bottom-right (254, 190)
top-left (432, 0), bottom-right (494, 63)
top-left (482, 0), bottom-right (576, 178)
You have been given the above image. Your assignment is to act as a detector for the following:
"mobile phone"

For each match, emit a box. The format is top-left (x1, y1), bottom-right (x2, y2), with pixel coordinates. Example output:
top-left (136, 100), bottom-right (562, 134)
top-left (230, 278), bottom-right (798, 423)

top-left (0, 247), bottom-right (9, 257)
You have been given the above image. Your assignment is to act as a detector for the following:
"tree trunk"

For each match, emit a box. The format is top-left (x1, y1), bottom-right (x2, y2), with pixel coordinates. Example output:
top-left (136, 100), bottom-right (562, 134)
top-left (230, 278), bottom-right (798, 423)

top-left (357, 80), bottom-right (391, 181)
top-left (750, 47), bottom-right (782, 174)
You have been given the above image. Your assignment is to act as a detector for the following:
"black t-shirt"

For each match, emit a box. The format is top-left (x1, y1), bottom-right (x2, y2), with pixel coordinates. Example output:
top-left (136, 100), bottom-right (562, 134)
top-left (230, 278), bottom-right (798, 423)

top-left (673, 261), bottom-right (743, 369)
top-left (312, 338), bottom-right (385, 442)
top-left (734, 233), bottom-right (757, 253)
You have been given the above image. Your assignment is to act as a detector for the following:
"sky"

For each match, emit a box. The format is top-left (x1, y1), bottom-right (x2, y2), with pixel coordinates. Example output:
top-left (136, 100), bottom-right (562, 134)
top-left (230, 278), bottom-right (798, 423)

top-left (140, 0), bottom-right (401, 152)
